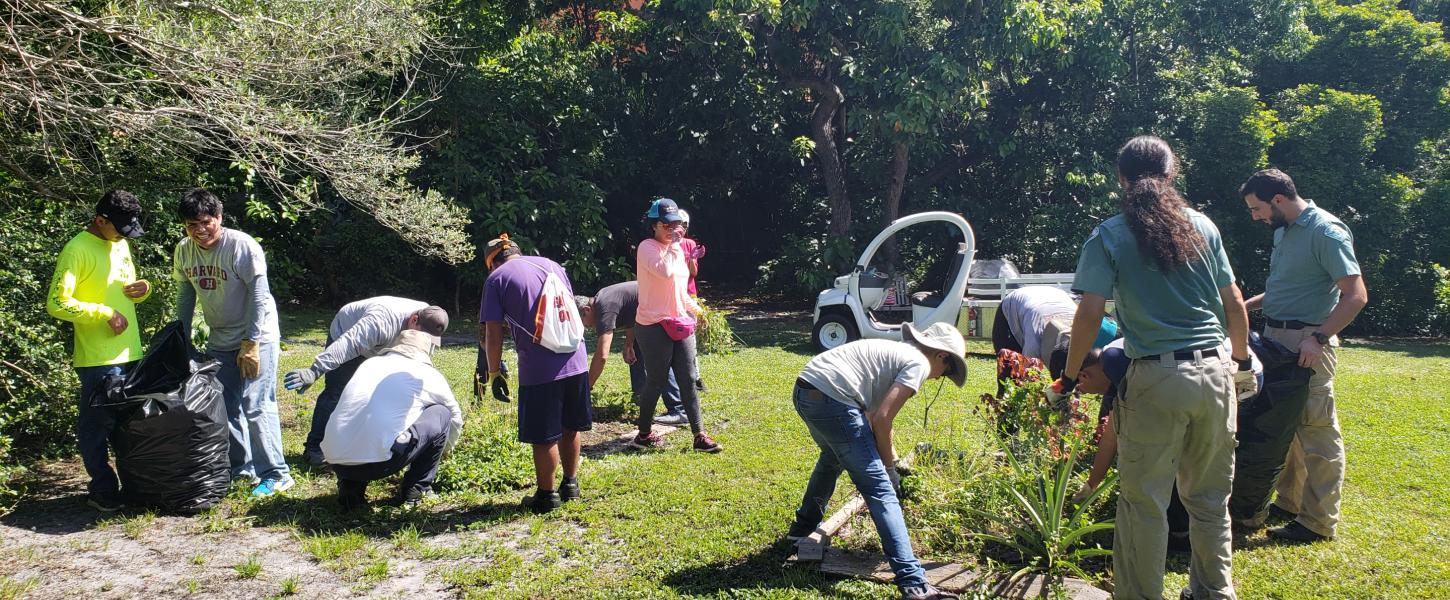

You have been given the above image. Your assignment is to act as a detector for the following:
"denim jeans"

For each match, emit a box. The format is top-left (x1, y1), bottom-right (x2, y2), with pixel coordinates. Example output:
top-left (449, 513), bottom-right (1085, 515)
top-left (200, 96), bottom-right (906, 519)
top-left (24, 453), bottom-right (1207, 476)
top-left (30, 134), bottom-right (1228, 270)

top-left (792, 386), bottom-right (926, 589)
top-left (75, 363), bottom-right (133, 497)
top-left (210, 341), bottom-right (290, 482)
top-left (629, 337), bottom-right (682, 415)
top-left (304, 352), bottom-right (364, 454)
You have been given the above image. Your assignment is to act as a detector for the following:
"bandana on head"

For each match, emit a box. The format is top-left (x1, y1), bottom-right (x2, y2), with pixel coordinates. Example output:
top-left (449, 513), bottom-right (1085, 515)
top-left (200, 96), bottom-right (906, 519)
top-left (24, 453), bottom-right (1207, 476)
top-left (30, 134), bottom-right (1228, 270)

top-left (485, 233), bottom-right (518, 270)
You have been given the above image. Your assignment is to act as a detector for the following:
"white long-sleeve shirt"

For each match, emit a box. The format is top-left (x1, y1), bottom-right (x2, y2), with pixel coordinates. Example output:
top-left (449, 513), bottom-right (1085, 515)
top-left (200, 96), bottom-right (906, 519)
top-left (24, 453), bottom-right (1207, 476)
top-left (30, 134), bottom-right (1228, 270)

top-left (311, 296), bottom-right (427, 374)
top-left (321, 353), bottom-right (463, 466)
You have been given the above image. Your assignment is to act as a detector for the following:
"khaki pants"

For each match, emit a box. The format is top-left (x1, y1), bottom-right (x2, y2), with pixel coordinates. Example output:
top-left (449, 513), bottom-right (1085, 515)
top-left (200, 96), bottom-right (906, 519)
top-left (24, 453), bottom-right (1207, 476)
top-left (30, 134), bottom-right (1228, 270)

top-left (1264, 326), bottom-right (1343, 538)
top-left (1113, 352), bottom-right (1237, 600)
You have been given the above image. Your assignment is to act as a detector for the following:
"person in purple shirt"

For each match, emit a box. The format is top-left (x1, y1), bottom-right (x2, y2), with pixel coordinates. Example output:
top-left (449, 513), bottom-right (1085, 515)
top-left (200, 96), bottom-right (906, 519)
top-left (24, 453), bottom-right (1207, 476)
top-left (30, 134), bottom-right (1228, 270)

top-left (478, 234), bottom-right (591, 514)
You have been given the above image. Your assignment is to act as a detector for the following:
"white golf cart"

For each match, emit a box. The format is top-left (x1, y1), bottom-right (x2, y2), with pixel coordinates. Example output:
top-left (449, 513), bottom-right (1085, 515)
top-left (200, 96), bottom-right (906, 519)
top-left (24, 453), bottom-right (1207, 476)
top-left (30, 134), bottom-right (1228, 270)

top-left (810, 211), bottom-right (1080, 351)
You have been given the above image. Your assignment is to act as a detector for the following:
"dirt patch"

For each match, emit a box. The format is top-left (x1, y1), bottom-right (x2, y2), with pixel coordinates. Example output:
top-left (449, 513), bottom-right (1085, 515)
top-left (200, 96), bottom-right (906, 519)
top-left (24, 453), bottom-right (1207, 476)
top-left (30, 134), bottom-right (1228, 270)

top-left (0, 461), bottom-right (566, 599)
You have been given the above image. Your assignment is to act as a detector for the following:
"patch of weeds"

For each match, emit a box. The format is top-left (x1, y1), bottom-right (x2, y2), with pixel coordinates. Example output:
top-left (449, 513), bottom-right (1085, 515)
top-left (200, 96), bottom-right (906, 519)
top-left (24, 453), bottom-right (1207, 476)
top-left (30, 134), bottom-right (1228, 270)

top-left (433, 408), bottom-right (533, 493)
top-left (121, 512), bottom-right (155, 540)
top-left (361, 559), bottom-right (389, 583)
top-left (190, 553), bottom-right (206, 566)
top-left (0, 576), bottom-right (38, 600)
top-left (196, 506), bottom-right (254, 533)
top-left (234, 555), bottom-right (263, 579)
top-left (417, 539), bottom-right (495, 560)
top-left (181, 578), bottom-right (201, 594)
top-left (390, 524), bottom-right (421, 553)
top-left (96, 511), bottom-right (156, 540)
top-left (278, 576), bottom-right (300, 596)
top-left (302, 531), bottom-right (371, 565)
top-left (441, 548), bottom-right (523, 591)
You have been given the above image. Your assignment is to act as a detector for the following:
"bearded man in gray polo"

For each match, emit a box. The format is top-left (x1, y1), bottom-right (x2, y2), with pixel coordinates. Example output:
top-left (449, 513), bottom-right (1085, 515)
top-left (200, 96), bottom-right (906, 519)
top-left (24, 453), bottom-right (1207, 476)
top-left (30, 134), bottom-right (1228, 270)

top-left (1240, 169), bottom-right (1368, 543)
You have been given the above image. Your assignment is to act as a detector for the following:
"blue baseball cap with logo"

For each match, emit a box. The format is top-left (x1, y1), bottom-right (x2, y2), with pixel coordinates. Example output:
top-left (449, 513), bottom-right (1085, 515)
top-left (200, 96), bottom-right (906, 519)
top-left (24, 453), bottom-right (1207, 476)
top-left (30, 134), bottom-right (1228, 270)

top-left (646, 198), bottom-right (684, 223)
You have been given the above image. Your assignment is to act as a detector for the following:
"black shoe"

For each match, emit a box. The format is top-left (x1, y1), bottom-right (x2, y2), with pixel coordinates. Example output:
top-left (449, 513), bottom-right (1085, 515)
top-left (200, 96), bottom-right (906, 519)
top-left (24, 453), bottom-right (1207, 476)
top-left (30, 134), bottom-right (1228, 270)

top-left (1167, 532), bottom-right (1191, 554)
top-left (522, 490), bottom-right (562, 514)
top-left (557, 478), bottom-right (580, 502)
top-left (1268, 503), bottom-right (1297, 523)
top-left (399, 484), bottom-right (435, 506)
top-left (694, 379), bottom-right (706, 392)
top-left (1179, 588), bottom-right (1195, 600)
top-left (85, 493), bottom-right (124, 513)
top-left (1268, 521), bottom-right (1331, 543)
top-left (785, 521), bottom-right (817, 542)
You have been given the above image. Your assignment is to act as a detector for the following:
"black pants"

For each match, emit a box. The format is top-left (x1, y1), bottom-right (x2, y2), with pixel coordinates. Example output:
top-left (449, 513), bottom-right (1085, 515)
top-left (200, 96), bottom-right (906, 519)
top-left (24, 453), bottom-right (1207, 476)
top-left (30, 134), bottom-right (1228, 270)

top-left (304, 353), bottom-right (365, 454)
top-left (332, 404), bottom-right (451, 501)
top-left (992, 309), bottom-right (1023, 397)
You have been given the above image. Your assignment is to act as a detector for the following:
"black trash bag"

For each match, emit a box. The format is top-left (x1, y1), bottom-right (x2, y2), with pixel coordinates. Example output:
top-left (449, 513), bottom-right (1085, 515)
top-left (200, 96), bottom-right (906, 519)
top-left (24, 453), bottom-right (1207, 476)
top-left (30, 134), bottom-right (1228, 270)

top-left (93, 321), bottom-right (230, 514)
top-left (1167, 332), bottom-right (1315, 534)
top-left (1227, 332), bottom-right (1315, 526)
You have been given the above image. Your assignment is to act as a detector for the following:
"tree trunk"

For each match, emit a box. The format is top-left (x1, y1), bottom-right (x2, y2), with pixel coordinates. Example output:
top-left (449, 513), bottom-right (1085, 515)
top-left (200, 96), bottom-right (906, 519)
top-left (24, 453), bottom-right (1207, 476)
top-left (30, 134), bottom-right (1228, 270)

top-left (808, 84), bottom-right (851, 239)
top-left (880, 140), bottom-right (910, 269)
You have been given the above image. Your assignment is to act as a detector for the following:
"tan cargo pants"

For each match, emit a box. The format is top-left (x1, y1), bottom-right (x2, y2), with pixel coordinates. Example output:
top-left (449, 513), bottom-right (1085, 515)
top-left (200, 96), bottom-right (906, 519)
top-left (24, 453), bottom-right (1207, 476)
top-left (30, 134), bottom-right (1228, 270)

top-left (1113, 351), bottom-right (1237, 600)
top-left (1264, 325), bottom-right (1343, 538)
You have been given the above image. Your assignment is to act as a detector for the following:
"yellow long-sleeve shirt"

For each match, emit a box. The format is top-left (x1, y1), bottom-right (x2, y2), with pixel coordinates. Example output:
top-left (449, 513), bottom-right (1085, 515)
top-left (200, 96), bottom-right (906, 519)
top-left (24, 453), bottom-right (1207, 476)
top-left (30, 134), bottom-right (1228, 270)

top-left (46, 231), bottom-right (150, 367)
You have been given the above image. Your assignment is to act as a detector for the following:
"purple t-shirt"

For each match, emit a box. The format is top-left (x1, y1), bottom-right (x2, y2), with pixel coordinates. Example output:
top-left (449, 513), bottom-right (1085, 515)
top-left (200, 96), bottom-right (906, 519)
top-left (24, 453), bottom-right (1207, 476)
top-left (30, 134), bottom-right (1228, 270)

top-left (480, 256), bottom-right (587, 386)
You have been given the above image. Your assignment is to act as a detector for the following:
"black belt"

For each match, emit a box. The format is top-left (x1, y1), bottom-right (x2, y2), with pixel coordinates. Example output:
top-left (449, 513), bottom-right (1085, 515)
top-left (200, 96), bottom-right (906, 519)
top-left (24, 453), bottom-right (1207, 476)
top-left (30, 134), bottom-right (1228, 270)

top-left (795, 378), bottom-right (828, 401)
top-left (1265, 318), bottom-right (1320, 330)
top-left (1133, 346), bottom-right (1222, 362)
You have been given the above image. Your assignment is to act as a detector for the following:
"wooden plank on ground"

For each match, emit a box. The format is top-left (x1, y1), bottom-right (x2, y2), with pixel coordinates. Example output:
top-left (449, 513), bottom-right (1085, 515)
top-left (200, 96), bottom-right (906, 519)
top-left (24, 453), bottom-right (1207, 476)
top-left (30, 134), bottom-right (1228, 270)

top-left (819, 548), bottom-right (1110, 599)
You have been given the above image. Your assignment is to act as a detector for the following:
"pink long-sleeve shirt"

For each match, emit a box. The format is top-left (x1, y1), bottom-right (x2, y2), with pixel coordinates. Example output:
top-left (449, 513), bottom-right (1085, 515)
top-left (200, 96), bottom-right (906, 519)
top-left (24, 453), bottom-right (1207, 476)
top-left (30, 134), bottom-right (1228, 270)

top-left (636, 238), bottom-right (699, 326)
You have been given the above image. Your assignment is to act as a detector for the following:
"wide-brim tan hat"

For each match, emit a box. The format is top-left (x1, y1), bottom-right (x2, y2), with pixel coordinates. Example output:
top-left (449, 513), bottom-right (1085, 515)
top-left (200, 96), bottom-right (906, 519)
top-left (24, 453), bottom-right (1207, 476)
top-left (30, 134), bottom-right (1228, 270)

top-left (903, 322), bottom-right (968, 387)
top-left (382, 329), bottom-right (437, 365)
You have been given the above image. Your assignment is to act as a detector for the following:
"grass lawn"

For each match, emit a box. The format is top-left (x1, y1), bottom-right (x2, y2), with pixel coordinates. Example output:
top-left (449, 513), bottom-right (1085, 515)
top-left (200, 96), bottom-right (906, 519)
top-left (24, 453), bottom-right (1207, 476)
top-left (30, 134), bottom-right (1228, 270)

top-left (1, 306), bottom-right (1447, 599)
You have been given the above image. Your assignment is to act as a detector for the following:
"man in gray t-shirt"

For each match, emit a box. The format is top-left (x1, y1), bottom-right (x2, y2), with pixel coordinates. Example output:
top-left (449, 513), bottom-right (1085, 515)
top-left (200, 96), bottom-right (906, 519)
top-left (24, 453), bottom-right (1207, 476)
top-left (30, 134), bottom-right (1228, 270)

top-left (172, 189), bottom-right (291, 497)
top-left (788, 324), bottom-right (967, 600)
top-left (576, 282), bottom-right (683, 424)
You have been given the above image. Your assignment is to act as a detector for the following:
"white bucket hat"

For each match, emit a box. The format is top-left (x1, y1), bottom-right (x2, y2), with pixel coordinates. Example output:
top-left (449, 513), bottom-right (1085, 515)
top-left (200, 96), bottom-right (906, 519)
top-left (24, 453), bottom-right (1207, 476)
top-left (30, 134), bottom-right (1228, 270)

top-left (903, 322), bottom-right (968, 387)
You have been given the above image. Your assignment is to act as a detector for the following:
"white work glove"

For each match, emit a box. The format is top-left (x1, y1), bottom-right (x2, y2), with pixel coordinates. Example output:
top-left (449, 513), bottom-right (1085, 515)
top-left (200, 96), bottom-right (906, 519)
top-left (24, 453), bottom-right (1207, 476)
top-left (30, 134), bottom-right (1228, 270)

top-left (283, 367), bottom-right (320, 394)
top-left (1045, 377), bottom-right (1076, 409)
top-left (1233, 356), bottom-right (1259, 401)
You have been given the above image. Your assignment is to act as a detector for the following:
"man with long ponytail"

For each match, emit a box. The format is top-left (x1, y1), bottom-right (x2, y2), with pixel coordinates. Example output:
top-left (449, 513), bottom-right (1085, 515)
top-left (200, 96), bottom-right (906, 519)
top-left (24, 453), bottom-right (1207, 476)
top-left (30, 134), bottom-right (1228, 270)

top-left (1055, 136), bottom-right (1255, 600)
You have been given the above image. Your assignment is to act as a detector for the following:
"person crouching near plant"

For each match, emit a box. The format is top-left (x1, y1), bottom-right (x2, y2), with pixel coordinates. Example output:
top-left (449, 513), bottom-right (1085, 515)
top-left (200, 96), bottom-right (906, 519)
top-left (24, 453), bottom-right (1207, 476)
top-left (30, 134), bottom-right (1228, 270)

top-left (786, 322), bottom-right (968, 600)
top-left (323, 329), bottom-right (463, 510)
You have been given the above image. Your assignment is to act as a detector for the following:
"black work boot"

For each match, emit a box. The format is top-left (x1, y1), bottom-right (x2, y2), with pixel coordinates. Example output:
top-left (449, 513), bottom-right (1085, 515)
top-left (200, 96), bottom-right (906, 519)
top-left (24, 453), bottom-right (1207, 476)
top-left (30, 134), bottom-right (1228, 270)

top-left (557, 477), bottom-right (580, 503)
top-left (522, 489), bottom-right (562, 514)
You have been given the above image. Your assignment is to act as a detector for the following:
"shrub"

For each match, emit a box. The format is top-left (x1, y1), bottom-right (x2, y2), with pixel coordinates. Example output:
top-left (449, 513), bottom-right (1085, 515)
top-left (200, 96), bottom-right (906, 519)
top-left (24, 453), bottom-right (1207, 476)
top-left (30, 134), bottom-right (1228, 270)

top-left (693, 298), bottom-right (740, 355)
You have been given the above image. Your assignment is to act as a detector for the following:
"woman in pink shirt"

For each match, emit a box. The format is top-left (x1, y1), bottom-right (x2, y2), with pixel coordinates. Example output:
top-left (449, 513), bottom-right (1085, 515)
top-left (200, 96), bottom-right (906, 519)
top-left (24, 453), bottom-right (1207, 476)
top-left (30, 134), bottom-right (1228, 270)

top-left (628, 199), bottom-right (721, 453)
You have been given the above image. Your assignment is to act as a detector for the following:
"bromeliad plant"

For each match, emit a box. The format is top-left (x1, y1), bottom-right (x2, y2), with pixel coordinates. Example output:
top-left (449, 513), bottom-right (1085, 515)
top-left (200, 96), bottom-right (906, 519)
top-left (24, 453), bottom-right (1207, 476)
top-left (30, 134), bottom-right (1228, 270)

top-left (967, 434), bottom-right (1117, 583)
top-left (969, 350), bottom-right (1116, 583)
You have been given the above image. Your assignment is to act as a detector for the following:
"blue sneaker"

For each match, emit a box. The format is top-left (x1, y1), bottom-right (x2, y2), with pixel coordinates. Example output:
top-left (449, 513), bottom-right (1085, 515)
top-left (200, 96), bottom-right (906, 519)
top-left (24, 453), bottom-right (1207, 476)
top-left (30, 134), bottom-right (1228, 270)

top-left (251, 476), bottom-right (295, 498)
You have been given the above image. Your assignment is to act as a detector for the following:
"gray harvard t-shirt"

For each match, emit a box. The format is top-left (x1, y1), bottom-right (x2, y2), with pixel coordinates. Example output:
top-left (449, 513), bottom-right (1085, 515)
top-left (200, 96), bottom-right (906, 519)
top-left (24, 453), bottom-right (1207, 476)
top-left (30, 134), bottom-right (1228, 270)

top-left (798, 339), bottom-right (930, 412)
top-left (173, 228), bottom-right (280, 351)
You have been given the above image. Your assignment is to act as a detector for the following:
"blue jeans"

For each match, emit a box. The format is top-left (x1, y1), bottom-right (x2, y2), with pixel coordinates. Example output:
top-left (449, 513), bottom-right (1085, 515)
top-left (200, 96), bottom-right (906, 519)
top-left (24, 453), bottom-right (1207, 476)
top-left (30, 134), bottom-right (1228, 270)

top-left (630, 337), bottom-right (682, 415)
top-left (792, 385), bottom-right (926, 589)
top-left (211, 341), bottom-right (289, 482)
top-left (75, 363), bottom-right (133, 497)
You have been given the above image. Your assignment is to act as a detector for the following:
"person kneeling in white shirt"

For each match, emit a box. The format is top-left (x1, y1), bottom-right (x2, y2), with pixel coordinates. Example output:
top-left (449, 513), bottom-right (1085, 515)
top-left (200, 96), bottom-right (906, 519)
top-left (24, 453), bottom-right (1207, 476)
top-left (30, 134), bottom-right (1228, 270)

top-left (322, 329), bottom-right (463, 509)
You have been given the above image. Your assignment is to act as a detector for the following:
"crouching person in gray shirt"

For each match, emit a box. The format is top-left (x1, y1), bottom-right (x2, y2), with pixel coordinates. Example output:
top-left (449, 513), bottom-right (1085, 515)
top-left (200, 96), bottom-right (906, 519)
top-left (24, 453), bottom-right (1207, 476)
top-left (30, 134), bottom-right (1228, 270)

top-left (323, 330), bottom-right (463, 510)
top-left (787, 323), bottom-right (967, 600)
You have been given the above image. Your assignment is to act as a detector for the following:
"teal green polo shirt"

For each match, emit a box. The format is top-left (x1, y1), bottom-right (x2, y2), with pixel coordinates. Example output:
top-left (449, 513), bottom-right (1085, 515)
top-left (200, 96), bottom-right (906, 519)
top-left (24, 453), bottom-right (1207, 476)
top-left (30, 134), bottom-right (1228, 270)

top-left (1073, 208), bottom-right (1235, 359)
top-left (1262, 201), bottom-right (1360, 325)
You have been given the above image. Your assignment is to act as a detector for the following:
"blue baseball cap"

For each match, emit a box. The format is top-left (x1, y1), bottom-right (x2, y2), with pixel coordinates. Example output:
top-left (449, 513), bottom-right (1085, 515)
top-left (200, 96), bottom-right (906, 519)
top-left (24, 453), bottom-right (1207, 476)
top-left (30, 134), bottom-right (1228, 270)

top-left (646, 198), bottom-right (684, 223)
